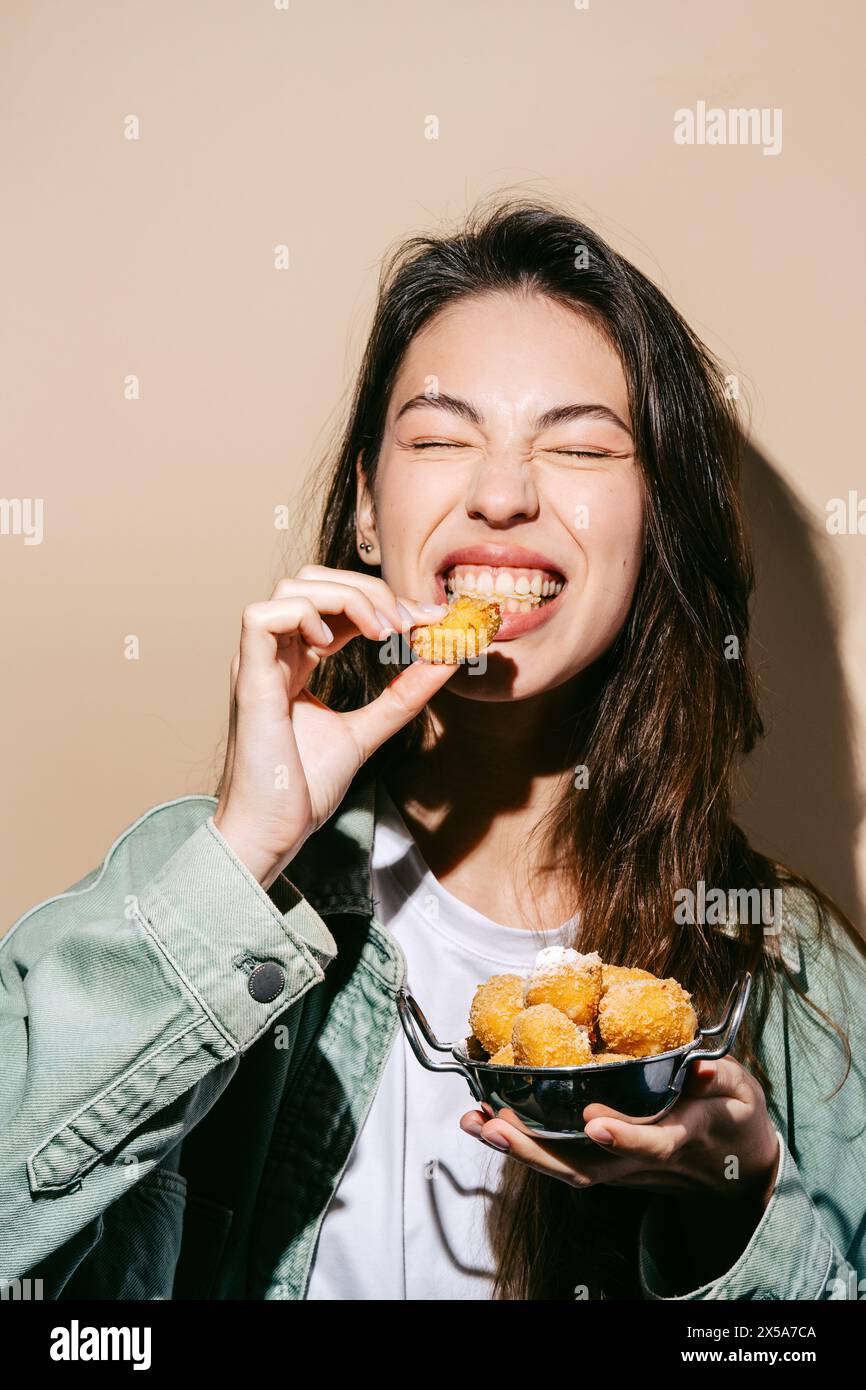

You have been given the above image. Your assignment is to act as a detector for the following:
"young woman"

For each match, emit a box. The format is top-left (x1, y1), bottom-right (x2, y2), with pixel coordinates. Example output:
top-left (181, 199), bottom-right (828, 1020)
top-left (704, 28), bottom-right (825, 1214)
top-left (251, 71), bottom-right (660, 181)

top-left (2, 200), bottom-right (864, 1301)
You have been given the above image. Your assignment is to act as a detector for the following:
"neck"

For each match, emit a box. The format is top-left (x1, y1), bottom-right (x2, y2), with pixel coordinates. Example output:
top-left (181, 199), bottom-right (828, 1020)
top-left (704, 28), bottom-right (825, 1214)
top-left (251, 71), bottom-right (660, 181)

top-left (382, 671), bottom-right (599, 930)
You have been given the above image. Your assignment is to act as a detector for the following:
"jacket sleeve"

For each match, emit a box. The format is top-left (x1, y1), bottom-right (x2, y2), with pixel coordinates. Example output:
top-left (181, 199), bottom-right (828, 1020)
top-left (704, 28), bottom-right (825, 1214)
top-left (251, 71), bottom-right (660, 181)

top-left (0, 798), bottom-right (337, 1283)
top-left (638, 890), bottom-right (866, 1300)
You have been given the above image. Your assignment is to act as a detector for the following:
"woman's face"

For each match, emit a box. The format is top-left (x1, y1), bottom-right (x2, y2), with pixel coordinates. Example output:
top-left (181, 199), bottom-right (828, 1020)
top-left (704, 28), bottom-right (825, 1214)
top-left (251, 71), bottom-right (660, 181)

top-left (359, 292), bottom-right (645, 701)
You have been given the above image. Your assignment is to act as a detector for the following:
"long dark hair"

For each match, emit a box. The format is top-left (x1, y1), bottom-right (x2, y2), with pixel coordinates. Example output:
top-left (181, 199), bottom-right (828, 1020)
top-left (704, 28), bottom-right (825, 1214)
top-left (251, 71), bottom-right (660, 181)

top-left (296, 196), bottom-right (862, 1298)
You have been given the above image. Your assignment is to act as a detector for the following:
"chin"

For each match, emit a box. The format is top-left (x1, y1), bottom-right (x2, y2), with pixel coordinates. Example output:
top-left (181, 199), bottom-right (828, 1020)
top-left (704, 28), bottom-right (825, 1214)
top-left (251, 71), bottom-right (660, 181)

top-left (436, 657), bottom-right (578, 703)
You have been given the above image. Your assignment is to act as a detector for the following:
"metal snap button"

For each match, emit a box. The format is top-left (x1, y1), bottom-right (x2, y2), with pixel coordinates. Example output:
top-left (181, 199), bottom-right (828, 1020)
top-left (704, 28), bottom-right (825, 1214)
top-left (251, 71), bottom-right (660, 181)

top-left (248, 961), bottom-right (286, 1003)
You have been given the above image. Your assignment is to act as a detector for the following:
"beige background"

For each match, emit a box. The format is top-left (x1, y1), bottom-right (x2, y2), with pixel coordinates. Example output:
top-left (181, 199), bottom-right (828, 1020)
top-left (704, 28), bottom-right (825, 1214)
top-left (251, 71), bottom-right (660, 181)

top-left (2, 0), bottom-right (863, 929)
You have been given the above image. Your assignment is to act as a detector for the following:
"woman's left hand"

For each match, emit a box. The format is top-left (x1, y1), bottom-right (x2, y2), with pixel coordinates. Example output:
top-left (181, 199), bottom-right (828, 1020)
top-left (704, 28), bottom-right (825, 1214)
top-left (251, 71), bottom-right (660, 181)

top-left (460, 1057), bottom-right (781, 1208)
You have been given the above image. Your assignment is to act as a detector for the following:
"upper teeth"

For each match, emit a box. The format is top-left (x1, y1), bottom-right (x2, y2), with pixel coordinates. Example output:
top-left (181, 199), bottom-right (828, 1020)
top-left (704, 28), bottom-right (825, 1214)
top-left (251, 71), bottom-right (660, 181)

top-left (443, 565), bottom-right (564, 608)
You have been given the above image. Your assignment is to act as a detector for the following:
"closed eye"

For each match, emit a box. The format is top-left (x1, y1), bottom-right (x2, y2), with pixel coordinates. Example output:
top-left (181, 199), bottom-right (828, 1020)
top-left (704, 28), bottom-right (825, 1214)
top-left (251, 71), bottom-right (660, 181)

top-left (406, 442), bottom-right (620, 457)
top-left (552, 449), bottom-right (611, 458)
top-left (410, 441), bottom-right (467, 449)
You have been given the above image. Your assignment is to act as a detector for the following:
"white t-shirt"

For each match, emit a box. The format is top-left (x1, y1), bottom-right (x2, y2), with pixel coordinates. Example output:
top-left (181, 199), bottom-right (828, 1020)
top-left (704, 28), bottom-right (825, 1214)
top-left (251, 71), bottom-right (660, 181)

top-left (305, 781), bottom-right (577, 1301)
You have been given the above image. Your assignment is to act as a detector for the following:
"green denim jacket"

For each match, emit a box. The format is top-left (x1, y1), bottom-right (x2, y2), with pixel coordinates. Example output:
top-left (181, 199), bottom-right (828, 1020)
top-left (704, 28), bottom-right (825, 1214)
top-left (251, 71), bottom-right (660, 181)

top-left (2, 772), bottom-right (864, 1300)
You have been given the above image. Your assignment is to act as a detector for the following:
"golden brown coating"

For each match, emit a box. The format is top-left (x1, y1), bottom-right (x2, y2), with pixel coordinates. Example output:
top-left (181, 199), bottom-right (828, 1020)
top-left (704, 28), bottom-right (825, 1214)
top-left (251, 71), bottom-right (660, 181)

top-left (601, 963), bottom-right (656, 993)
top-left (524, 948), bottom-right (603, 1028)
top-left (488, 1043), bottom-right (516, 1066)
top-left (588, 1050), bottom-right (638, 1064)
top-left (598, 977), bottom-right (698, 1059)
top-left (511, 1005), bottom-right (594, 1067)
top-left (410, 595), bottom-right (502, 665)
top-left (469, 974), bottom-right (526, 1055)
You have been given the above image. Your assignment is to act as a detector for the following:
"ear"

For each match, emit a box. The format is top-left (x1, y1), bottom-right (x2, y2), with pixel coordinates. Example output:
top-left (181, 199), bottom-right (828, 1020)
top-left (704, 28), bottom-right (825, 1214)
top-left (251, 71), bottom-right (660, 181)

top-left (355, 452), bottom-right (380, 563)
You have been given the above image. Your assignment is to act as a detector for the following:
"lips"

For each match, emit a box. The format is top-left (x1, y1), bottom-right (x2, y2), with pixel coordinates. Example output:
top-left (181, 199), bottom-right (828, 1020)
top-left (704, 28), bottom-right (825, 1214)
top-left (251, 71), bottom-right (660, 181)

top-left (433, 545), bottom-right (568, 642)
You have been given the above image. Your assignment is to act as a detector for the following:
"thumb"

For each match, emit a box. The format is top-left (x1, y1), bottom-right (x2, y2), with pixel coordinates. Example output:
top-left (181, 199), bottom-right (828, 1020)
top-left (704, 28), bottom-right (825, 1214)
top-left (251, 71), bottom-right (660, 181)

top-left (342, 658), bottom-right (458, 762)
top-left (682, 1057), bottom-right (752, 1102)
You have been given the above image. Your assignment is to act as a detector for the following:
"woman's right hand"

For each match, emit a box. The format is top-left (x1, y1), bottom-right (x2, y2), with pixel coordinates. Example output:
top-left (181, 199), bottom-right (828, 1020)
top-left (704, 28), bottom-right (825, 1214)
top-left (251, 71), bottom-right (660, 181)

top-left (212, 566), bottom-right (453, 888)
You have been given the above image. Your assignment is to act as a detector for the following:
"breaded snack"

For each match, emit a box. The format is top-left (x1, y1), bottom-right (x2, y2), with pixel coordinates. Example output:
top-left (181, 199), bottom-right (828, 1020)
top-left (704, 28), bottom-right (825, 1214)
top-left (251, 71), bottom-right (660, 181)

top-left (410, 595), bottom-right (502, 665)
top-left (524, 946), bottom-right (603, 1027)
top-left (512, 1004), bottom-right (593, 1067)
top-left (601, 963), bottom-right (655, 993)
top-left (465, 1034), bottom-right (489, 1061)
top-left (598, 977), bottom-right (698, 1059)
top-left (469, 974), bottom-right (526, 1055)
top-left (488, 1043), bottom-right (515, 1066)
top-left (588, 1050), bottom-right (638, 1064)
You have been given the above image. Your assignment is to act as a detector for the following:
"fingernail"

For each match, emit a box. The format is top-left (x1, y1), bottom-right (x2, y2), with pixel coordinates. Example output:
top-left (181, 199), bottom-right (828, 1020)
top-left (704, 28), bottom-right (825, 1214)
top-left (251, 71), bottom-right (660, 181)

top-left (588, 1126), bottom-right (614, 1146)
top-left (481, 1133), bottom-right (510, 1152)
top-left (374, 606), bottom-right (397, 633)
top-left (318, 620), bottom-right (334, 643)
top-left (396, 601), bottom-right (415, 624)
top-left (415, 602), bottom-right (449, 615)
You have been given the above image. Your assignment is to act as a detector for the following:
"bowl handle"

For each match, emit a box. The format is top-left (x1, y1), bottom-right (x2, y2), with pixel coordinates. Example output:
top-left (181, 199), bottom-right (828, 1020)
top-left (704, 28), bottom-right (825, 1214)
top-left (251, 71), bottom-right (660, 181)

top-left (397, 990), bottom-right (484, 1099)
top-left (400, 989), bottom-right (454, 1052)
top-left (673, 971), bottom-right (752, 1088)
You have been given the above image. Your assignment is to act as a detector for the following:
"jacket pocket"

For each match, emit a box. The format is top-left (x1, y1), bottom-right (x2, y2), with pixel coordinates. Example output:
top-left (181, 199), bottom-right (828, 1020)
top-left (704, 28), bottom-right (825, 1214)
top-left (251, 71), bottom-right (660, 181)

top-left (26, 1019), bottom-right (231, 1194)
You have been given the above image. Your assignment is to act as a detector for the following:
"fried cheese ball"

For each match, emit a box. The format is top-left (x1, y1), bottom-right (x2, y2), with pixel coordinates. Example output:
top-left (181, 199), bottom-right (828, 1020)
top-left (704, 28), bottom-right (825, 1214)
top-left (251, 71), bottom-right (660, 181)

top-left (469, 974), bottom-right (525, 1055)
top-left (488, 1044), bottom-right (515, 1066)
top-left (601, 963), bottom-right (656, 994)
top-left (598, 977), bottom-right (698, 1059)
top-left (511, 1004), bottom-right (593, 1067)
top-left (410, 595), bottom-right (502, 665)
top-left (524, 947), bottom-right (603, 1027)
top-left (589, 1050), bottom-right (638, 1064)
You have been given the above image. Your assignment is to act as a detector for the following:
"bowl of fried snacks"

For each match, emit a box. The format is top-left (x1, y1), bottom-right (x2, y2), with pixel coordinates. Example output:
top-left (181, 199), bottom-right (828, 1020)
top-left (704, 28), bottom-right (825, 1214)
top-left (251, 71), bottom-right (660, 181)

top-left (397, 947), bottom-right (751, 1139)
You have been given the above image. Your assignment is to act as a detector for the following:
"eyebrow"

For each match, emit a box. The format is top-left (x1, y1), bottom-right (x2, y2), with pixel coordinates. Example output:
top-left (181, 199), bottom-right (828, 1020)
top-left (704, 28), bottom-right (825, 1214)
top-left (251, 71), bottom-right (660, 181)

top-left (394, 392), bottom-right (633, 439)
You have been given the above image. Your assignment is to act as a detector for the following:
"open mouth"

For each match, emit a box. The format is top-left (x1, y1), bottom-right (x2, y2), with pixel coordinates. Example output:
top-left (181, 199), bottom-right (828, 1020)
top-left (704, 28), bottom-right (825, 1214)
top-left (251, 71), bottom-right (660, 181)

top-left (439, 564), bottom-right (566, 614)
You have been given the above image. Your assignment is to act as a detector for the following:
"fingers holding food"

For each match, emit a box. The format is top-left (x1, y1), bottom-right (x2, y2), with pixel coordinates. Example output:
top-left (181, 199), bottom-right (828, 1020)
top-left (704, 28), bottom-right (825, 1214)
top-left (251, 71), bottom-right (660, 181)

top-left (289, 564), bottom-right (447, 635)
top-left (215, 570), bottom-right (451, 891)
top-left (268, 576), bottom-right (447, 655)
top-left (598, 977), bottom-right (699, 1059)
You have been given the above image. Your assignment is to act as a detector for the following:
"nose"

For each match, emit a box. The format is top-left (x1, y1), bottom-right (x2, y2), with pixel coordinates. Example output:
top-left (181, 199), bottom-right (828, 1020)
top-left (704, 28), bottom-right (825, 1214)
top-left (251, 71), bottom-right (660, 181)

top-left (464, 455), bottom-right (540, 528)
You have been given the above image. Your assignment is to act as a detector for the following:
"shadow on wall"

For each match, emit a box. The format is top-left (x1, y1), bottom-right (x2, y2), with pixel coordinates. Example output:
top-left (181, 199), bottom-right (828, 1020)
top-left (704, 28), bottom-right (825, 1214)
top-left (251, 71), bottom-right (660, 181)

top-left (737, 443), bottom-right (864, 927)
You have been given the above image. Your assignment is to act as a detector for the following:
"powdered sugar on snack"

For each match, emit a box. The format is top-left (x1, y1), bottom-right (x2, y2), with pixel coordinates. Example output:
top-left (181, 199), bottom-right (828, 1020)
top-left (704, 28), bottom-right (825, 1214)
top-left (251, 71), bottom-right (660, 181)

top-left (529, 946), bottom-right (602, 983)
top-left (523, 947), bottom-right (604, 1029)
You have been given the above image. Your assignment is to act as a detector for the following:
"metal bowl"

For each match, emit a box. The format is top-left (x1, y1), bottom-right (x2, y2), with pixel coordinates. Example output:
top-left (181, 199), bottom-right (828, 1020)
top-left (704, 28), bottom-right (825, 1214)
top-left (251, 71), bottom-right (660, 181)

top-left (398, 972), bottom-right (751, 1140)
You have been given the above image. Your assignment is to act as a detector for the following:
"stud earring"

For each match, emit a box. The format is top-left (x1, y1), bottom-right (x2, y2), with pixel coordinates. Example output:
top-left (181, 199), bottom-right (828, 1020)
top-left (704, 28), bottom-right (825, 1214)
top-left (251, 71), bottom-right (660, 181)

top-left (359, 541), bottom-right (374, 553)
